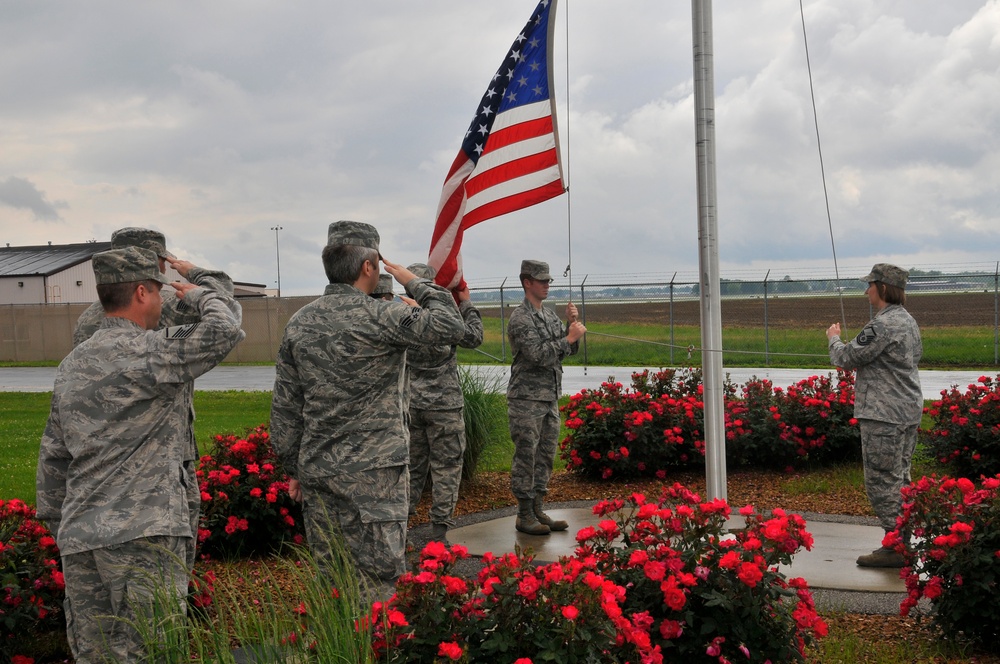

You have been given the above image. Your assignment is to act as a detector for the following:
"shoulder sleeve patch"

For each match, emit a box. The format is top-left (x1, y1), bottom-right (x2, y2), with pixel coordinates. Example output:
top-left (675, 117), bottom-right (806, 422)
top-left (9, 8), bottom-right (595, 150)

top-left (855, 324), bottom-right (877, 346)
top-left (399, 308), bottom-right (422, 329)
top-left (164, 323), bottom-right (200, 339)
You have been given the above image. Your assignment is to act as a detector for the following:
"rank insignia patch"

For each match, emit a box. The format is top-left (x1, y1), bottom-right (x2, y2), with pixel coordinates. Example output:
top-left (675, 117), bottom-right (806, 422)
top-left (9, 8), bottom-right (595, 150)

top-left (855, 324), bottom-right (877, 346)
top-left (164, 323), bottom-right (199, 339)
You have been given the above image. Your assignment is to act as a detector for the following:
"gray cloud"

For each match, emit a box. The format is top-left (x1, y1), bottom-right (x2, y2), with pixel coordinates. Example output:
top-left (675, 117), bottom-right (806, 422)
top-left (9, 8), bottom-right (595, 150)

top-left (0, 1), bottom-right (997, 295)
top-left (0, 176), bottom-right (65, 220)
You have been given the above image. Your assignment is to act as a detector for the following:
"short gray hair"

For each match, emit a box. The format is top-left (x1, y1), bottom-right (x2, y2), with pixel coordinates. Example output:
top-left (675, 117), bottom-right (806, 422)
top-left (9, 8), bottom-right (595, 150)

top-left (322, 244), bottom-right (379, 284)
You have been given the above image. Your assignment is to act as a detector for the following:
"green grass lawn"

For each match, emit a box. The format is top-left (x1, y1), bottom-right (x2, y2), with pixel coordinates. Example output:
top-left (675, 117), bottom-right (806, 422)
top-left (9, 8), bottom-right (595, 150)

top-left (458, 319), bottom-right (1000, 369)
top-left (0, 391), bottom-right (273, 504)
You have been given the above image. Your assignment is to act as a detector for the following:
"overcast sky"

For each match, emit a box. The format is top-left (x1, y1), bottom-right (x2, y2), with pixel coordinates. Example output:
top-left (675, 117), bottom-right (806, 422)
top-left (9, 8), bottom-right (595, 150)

top-left (2, 0), bottom-right (998, 295)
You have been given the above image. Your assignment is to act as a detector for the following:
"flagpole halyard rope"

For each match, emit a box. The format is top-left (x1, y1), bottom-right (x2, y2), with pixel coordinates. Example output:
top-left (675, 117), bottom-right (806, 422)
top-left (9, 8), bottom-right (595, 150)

top-left (560, 0), bottom-right (583, 374)
top-left (562, 0), bottom-right (574, 295)
top-left (798, 0), bottom-right (847, 331)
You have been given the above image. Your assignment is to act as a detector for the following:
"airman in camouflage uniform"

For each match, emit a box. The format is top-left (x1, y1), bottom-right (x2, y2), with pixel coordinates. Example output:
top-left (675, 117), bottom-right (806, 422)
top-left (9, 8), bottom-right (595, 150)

top-left (270, 221), bottom-right (467, 601)
top-left (404, 263), bottom-right (484, 543)
top-left (73, 227), bottom-right (236, 575)
top-left (507, 260), bottom-right (586, 535)
top-left (36, 246), bottom-right (245, 663)
top-left (73, 227), bottom-right (235, 346)
top-left (827, 263), bottom-right (922, 568)
top-left (372, 273), bottom-right (395, 300)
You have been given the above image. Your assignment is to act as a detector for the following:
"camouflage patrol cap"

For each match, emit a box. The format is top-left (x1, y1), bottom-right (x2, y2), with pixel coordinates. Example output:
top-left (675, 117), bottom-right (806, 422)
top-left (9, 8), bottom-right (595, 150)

top-left (111, 227), bottom-right (174, 259)
top-left (372, 273), bottom-right (395, 297)
top-left (861, 263), bottom-right (908, 289)
top-left (520, 259), bottom-right (552, 282)
top-left (406, 262), bottom-right (437, 281)
top-left (326, 220), bottom-right (380, 252)
top-left (92, 247), bottom-right (172, 286)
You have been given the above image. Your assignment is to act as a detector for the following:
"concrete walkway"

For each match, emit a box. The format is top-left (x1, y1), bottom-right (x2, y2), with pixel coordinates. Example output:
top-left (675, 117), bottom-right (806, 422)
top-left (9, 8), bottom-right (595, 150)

top-left (411, 504), bottom-right (916, 615)
top-left (0, 364), bottom-right (985, 399)
top-left (451, 509), bottom-right (902, 592)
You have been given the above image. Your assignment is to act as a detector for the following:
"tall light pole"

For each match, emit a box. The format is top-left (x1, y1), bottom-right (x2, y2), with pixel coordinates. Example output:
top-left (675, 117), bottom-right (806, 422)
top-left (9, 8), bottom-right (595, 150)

top-left (271, 225), bottom-right (283, 298)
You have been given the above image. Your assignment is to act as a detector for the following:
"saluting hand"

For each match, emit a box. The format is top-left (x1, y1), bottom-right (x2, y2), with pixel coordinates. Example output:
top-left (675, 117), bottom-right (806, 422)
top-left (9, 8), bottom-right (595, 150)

top-left (165, 256), bottom-right (195, 279)
top-left (382, 259), bottom-right (417, 287)
top-left (172, 282), bottom-right (199, 299)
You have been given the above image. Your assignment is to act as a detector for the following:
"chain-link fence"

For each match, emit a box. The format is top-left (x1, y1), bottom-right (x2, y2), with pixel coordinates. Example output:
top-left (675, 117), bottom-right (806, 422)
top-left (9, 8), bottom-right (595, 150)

top-left (3, 271), bottom-right (999, 367)
top-left (465, 270), bottom-right (1000, 368)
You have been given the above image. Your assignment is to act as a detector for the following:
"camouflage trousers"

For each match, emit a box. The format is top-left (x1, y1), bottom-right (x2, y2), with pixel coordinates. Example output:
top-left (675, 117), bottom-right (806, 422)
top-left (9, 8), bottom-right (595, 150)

top-left (508, 398), bottom-right (560, 500)
top-left (184, 459), bottom-right (200, 571)
top-left (859, 419), bottom-right (919, 531)
top-left (408, 407), bottom-right (467, 528)
top-left (301, 467), bottom-right (408, 601)
top-left (62, 536), bottom-right (189, 664)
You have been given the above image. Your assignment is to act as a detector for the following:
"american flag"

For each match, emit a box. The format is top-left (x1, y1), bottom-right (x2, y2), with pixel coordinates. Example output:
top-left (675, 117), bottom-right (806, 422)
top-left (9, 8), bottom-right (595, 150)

top-left (428, 0), bottom-right (565, 290)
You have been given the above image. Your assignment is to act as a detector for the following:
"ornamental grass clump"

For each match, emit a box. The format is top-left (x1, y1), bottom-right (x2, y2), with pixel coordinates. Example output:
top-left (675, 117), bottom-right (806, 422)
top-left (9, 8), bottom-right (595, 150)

top-left (893, 474), bottom-right (1000, 652)
top-left (128, 543), bottom-right (376, 663)
top-left (0, 498), bottom-right (67, 662)
top-left (460, 366), bottom-right (510, 481)
top-left (575, 483), bottom-right (828, 663)
top-left (923, 374), bottom-right (1000, 477)
top-left (371, 540), bottom-right (660, 663)
top-left (197, 424), bottom-right (305, 558)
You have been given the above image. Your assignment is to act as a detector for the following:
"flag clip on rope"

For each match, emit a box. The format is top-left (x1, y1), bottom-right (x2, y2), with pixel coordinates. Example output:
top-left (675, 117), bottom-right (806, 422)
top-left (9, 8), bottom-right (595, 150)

top-left (428, 0), bottom-right (566, 291)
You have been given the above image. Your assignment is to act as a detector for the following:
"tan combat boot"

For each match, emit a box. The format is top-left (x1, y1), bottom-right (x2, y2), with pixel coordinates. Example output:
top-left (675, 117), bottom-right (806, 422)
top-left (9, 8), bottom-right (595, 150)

top-left (856, 545), bottom-right (904, 568)
top-left (515, 498), bottom-right (551, 535)
top-left (430, 523), bottom-right (450, 545)
top-left (533, 495), bottom-right (568, 532)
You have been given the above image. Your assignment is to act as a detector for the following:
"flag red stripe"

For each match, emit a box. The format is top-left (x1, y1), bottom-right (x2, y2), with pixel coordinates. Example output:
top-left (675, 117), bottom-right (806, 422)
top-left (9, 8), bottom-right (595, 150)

top-left (465, 149), bottom-right (559, 200)
top-left (461, 178), bottom-right (565, 229)
top-left (482, 115), bottom-right (554, 155)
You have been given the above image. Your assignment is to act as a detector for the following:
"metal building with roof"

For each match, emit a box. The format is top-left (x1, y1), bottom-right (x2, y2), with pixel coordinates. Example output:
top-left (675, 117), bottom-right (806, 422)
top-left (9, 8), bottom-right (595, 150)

top-left (0, 242), bottom-right (111, 304)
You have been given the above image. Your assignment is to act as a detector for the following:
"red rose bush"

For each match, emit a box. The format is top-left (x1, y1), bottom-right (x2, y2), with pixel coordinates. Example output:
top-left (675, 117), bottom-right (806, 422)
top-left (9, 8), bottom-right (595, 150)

top-left (0, 498), bottom-right (65, 662)
top-left (197, 425), bottom-right (305, 557)
top-left (923, 374), bottom-right (1000, 477)
top-left (371, 541), bottom-right (659, 663)
top-left (561, 368), bottom-right (859, 479)
top-left (893, 474), bottom-right (1000, 651)
top-left (372, 482), bottom-right (826, 663)
top-left (576, 483), bottom-right (827, 663)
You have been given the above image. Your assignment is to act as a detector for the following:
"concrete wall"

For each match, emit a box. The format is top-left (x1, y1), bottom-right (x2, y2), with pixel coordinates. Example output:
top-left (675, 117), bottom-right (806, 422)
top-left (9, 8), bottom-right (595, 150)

top-left (0, 296), bottom-right (317, 363)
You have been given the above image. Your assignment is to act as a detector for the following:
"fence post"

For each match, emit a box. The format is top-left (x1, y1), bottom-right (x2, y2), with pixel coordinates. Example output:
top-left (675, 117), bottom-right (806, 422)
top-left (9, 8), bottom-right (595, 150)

top-left (580, 275), bottom-right (588, 366)
top-left (499, 278), bottom-right (507, 363)
top-left (994, 263), bottom-right (998, 366)
top-left (763, 270), bottom-right (770, 366)
top-left (266, 297), bottom-right (274, 363)
top-left (669, 272), bottom-right (676, 366)
top-left (12, 305), bottom-right (19, 363)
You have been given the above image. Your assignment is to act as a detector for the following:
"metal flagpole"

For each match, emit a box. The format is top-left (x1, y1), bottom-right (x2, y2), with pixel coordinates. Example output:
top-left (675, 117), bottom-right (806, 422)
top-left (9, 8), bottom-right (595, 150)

top-left (691, 0), bottom-right (727, 501)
